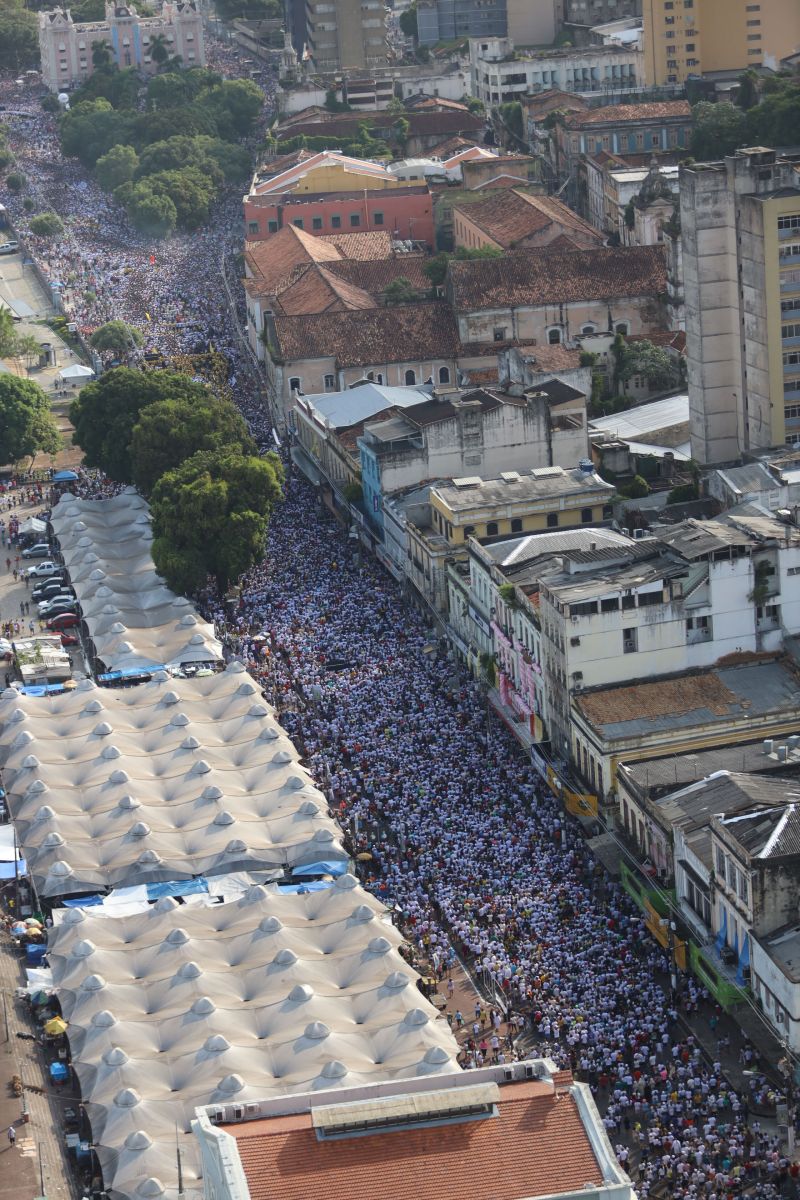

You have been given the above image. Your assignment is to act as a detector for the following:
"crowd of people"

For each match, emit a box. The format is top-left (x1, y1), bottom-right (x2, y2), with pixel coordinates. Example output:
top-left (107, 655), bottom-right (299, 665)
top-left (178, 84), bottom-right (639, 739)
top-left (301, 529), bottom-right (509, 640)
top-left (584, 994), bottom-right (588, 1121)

top-left (1, 43), bottom-right (798, 1200)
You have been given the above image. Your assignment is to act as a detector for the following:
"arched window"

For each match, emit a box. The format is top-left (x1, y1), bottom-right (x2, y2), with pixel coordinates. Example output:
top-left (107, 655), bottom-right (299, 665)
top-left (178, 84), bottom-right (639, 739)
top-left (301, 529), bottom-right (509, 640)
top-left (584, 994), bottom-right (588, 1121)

top-left (511, 517), bottom-right (523, 533)
top-left (366, 371), bottom-right (375, 381)
top-left (405, 369), bottom-right (416, 385)
top-left (438, 366), bottom-right (450, 384)
top-left (486, 521), bottom-right (499, 536)
top-left (547, 328), bottom-right (562, 345)
top-left (289, 377), bottom-right (301, 393)
top-left (615, 322), bottom-right (629, 335)
top-left (581, 324), bottom-right (596, 335)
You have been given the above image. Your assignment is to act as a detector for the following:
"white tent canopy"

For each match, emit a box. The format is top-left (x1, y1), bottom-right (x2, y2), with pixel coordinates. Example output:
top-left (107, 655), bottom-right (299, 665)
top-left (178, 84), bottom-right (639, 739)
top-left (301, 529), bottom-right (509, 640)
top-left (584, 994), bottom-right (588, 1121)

top-left (0, 663), bottom-right (348, 896)
top-left (47, 882), bottom-right (459, 1200)
top-left (49, 491), bottom-right (222, 671)
top-left (59, 363), bottom-right (95, 380)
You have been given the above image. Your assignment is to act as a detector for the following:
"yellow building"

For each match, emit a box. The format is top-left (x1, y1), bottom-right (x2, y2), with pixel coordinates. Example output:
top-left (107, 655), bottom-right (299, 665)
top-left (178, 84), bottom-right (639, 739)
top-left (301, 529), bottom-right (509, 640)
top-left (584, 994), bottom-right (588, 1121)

top-left (429, 465), bottom-right (615, 545)
top-left (643, 0), bottom-right (800, 86)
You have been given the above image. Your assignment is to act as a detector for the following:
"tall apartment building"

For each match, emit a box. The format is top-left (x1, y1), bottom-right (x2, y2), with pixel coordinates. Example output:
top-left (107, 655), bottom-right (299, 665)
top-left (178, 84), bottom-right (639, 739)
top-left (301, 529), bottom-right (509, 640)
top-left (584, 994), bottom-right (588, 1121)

top-left (642, 0), bottom-right (800, 86)
top-left (38, 1), bottom-right (204, 91)
top-left (417, 0), bottom-right (561, 46)
top-left (564, 0), bottom-right (641, 25)
top-left (305, 0), bottom-right (386, 69)
top-left (681, 147), bottom-right (800, 465)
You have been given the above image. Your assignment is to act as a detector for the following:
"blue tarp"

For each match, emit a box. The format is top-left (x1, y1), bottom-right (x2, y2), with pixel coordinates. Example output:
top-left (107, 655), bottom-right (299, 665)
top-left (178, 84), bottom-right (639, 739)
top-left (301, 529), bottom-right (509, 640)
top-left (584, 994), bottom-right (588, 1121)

top-left (61, 894), bottom-right (103, 908)
top-left (715, 906), bottom-right (727, 954)
top-left (0, 860), bottom-right (25, 880)
top-left (52, 470), bottom-right (78, 482)
top-left (20, 684), bottom-right (68, 696)
top-left (146, 878), bottom-right (208, 900)
top-left (291, 860), bottom-right (348, 878)
top-left (26, 944), bottom-right (46, 964)
top-left (278, 881), bottom-right (334, 894)
top-left (49, 1061), bottom-right (69, 1081)
top-left (736, 934), bottom-right (751, 985)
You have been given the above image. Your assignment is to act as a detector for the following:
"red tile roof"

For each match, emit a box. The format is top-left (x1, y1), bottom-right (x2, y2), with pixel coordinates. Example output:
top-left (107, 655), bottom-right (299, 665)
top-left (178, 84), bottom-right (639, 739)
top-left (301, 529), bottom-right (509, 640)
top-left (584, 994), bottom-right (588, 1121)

top-left (326, 257), bottom-right (431, 294)
top-left (563, 101), bottom-right (691, 128)
top-left (319, 231), bottom-right (396, 260)
top-left (453, 189), bottom-right (602, 250)
top-left (274, 110), bottom-right (485, 141)
top-left (449, 245), bottom-right (667, 311)
top-left (245, 224), bottom-right (342, 296)
top-left (515, 343), bottom-right (584, 372)
top-left (274, 264), bottom-right (375, 316)
top-left (273, 302), bottom-right (461, 366)
top-left (233, 1079), bottom-right (606, 1200)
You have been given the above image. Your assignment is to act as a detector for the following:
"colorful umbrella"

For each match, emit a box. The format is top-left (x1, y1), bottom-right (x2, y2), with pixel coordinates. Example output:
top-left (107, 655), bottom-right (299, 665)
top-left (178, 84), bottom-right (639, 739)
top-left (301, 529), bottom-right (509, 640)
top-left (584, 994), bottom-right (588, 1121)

top-left (44, 1016), bottom-right (68, 1036)
top-left (11, 923), bottom-right (26, 936)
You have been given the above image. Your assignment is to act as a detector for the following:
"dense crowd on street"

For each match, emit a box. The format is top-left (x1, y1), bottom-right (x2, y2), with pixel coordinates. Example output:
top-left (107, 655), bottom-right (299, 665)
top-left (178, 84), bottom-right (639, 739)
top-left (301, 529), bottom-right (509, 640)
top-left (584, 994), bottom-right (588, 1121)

top-left (1, 46), bottom-right (799, 1200)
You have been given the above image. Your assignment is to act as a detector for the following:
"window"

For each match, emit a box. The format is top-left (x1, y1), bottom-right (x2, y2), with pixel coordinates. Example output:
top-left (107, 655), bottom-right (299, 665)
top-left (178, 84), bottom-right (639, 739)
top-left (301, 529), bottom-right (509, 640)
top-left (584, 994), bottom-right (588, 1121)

top-left (464, 525), bottom-right (475, 537)
top-left (373, 212), bottom-right (384, 226)
top-left (438, 366), bottom-right (450, 384)
top-left (493, 327), bottom-right (507, 342)
top-left (331, 214), bottom-right (342, 229)
top-left (623, 628), bottom-right (638, 654)
top-left (486, 522), bottom-right (498, 536)
top-left (621, 594), bottom-right (635, 610)
top-left (248, 221), bottom-right (259, 235)
top-left (601, 597), bottom-right (619, 612)
top-left (293, 219), bottom-right (304, 229)
top-left (289, 377), bottom-right (301, 393)
top-left (546, 512), bottom-right (559, 528)
top-left (747, 33), bottom-right (761, 40)
top-left (268, 220), bottom-right (279, 234)
top-left (324, 374), bottom-right (335, 391)
top-left (746, 17), bottom-right (760, 24)
top-left (312, 216), bottom-right (323, 230)
top-left (615, 322), bottom-right (629, 335)
top-left (405, 369), bottom-right (416, 385)
top-left (716, 846), bottom-right (725, 875)
top-left (581, 324), bottom-right (596, 335)
top-left (580, 507), bottom-right (593, 523)
top-left (511, 518), bottom-right (523, 533)
top-left (350, 213), bottom-right (361, 227)
top-left (547, 328), bottom-right (562, 345)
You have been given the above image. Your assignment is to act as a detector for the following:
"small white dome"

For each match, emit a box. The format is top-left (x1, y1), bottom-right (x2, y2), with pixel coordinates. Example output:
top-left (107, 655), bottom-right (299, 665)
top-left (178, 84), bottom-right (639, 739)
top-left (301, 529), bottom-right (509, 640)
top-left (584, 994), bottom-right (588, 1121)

top-left (403, 1009), bottom-right (429, 1027)
top-left (334, 873), bottom-right (358, 891)
top-left (176, 961), bottom-right (202, 980)
top-left (320, 1060), bottom-right (347, 1080)
top-left (368, 937), bottom-right (391, 955)
top-left (114, 1088), bottom-right (141, 1109)
top-left (259, 916), bottom-right (282, 934)
top-left (351, 905), bottom-right (374, 923)
top-left (191, 997), bottom-right (216, 1016)
top-left (103, 1047), bottom-right (129, 1067)
top-left (304, 1021), bottom-right (329, 1041)
top-left (204, 1035), bottom-right (230, 1053)
top-left (289, 983), bottom-right (313, 1002)
top-left (124, 1131), bottom-right (152, 1151)
top-left (273, 949), bottom-right (298, 967)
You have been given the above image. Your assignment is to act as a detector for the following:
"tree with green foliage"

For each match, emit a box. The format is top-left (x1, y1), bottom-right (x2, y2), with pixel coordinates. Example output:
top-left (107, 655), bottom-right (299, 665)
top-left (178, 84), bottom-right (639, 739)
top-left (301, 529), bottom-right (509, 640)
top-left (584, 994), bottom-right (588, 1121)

top-left (736, 69), bottom-right (760, 111)
top-left (147, 71), bottom-right (190, 109)
top-left (5, 172), bottom-right (24, 193)
top-left (0, 309), bottom-right (23, 359)
top-left (399, 2), bottom-right (417, 39)
top-left (0, 375), bottom-right (61, 466)
top-left (151, 449), bottom-right (284, 592)
top-left (117, 182), bottom-right (178, 237)
top-left (69, 367), bottom-right (215, 482)
top-left (59, 98), bottom-right (136, 167)
top-left (383, 276), bottom-right (422, 305)
top-left (212, 0), bottom-right (280, 20)
top-left (198, 78), bottom-right (264, 138)
top-left (0, 0), bottom-right (38, 72)
top-left (72, 64), bottom-right (139, 109)
top-left (95, 143), bottom-right (139, 191)
top-left (91, 39), bottom-right (112, 68)
top-left (135, 167), bottom-right (216, 229)
top-left (744, 81), bottom-right (800, 147)
top-left (499, 100), bottom-right (523, 140)
top-left (130, 395), bottom-right (257, 496)
top-left (148, 32), bottom-right (170, 66)
top-left (423, 245), bottom-right (504, 289)
top-left (89, 320), bottom-right (143, 358)
top-left (689, 101), bottom-right (746, 161)
top-left (614, 336), bottom-right (679, 394)
top-left (28, 212), bottom-right (64, 237)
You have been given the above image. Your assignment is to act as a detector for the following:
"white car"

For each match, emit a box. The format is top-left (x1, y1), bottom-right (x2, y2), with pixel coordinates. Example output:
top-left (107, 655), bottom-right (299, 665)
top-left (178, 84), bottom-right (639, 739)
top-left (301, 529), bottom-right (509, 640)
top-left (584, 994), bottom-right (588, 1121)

top-left (0, 241), bottom-right (19, 256)
top-left (26, 561), bottom-right (59, 577)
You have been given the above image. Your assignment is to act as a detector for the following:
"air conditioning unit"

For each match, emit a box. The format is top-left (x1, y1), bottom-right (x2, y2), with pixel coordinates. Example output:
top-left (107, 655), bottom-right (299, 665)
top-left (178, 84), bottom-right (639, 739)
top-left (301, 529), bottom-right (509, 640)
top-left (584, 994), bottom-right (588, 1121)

top-left (245, 1104), bottom-right (260, 1117)
top-left (232, 1106), bottom-right (244, 1121)
top-left (570, 636), bottom-right (580, 646)
top-left (503, 1066), bottom-right (514, 1082)
top-left (210, 1109), bottom-right (225, 1125)
top-left (524, 1063), bottom-right (536, 1079)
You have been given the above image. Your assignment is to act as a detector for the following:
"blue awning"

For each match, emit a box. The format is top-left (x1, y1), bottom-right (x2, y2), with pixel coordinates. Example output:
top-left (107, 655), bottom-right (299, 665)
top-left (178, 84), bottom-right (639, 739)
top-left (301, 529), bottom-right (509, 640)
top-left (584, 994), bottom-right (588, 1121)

top-left (61, 894), bottom-right (103, 908)
top-left (291, 860), bottom-right (348, 878)
top-left (52, 470), bottom-right (79, 482)
top-left (736, 934), bottom-right (751, 984)
top-left (0, 860), bottom-right (25, 880)
top-left (278, 881), bottom-right (334, 894)
top-left (146, 878), bottom-right (208, 900)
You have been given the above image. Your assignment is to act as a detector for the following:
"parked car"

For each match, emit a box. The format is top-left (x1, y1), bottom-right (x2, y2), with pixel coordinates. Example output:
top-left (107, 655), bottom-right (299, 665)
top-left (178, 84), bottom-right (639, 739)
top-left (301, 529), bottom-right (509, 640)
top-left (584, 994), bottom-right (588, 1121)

top-left (60, 632), bottom-right (79, 648)
top-left (47, 613), bottom-right (78, 631)
top-left (0, 241), bottom-right (19, 256)
top-left (38, 597), bottom-right (76, 617)
top-left (32, 580), bottom-right (71, 601)
top-left (26, 561), bottom-right (59, 577)
top-left (21, 543), bottom-right (51, 559)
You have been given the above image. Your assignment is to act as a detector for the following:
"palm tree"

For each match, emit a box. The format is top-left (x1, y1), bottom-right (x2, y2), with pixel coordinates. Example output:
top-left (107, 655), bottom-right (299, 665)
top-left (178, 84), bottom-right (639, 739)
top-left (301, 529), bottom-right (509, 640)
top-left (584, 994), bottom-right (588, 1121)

top-left (91, 40), bottom-right (112, 68)
top-left (148, 33), bottom-right (170, 68)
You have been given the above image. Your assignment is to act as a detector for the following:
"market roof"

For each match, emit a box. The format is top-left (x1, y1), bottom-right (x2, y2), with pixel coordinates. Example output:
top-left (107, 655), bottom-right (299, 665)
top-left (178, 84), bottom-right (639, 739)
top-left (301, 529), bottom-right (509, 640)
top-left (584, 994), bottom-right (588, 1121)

top-left (0, 663), bottom-right (348, 896)
top-left (619, 737), bottom-right (800, 799)
top-left (229, 1074), bottom-right (612, 1200)
top-left (49, 491), bottom-right (222, 672)
top-left (646, 770), bottom-right (792, 836)
top-left (448, 245), bottom-right (667, 311)
top-left (588, 393), bottom-right (688, 443)
top-left (718, 800), bottom-right (800, 859)
top-left (481, 527), bottom-right (634, 569)
top-left (47, 881), bottom-right (459, 1200)
top-left (575, 659), bottom-right (800, 743)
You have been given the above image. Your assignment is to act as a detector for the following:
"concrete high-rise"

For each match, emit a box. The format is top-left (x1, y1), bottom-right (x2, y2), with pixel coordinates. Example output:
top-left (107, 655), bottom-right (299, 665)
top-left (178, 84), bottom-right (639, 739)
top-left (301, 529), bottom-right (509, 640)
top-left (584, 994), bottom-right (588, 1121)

top-left (681, 148), bottom-right (800, 465)
top-left (642, 0), bottom-right (800, 86)
top-left (305, 0), bottom-right (386, 68)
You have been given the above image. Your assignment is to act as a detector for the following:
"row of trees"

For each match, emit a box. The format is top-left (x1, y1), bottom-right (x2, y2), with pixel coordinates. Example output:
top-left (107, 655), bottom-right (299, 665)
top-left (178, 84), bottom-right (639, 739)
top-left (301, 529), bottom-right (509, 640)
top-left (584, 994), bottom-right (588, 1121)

top-left (59, 67), bottom-right (262, 236)
top-left (69, 368), bottom-right (283, 591)
top-left (0, 376), bottom-right (61, 467)
top-left (0, 0), bottom-right (37, 72)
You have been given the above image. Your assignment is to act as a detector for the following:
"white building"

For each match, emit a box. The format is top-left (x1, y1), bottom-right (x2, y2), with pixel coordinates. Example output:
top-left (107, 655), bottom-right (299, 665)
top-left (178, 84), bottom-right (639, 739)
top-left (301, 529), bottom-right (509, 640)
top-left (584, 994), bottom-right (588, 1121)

top-left (38, 1), bottom-right (204, 91)
top-left (469, 37), bottom-right (643, 107)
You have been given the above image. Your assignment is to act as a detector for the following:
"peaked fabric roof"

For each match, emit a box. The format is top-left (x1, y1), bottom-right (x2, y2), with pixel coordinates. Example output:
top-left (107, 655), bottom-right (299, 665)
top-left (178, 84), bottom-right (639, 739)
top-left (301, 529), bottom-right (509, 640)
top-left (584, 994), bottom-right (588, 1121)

top-left (47, 881), bottom-right (459, 1200)
top-left (50, 491), bottom-right (221, 672)
top-left (0, 663), bottom-right (348, 896)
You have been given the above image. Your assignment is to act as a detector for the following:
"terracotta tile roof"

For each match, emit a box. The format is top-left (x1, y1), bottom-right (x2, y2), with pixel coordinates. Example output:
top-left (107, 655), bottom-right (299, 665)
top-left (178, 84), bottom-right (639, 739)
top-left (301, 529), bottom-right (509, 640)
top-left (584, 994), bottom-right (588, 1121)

top-left (245, 224), bottom-right (342, 295)
top-left (463, 365), bottom-right (501, 385)
top-left (515, 343), bottom-right (583, 371)
top-left (449, 245), bottom-right (667, 311)
top-left (628, 329), bottom-right (686, 354)
top-left (564, 100), bottom-right (691, 128)
top-left (326, 257), bottom-right (431, 293)
top-left (233, 1079), bottom-right (605, 1200)
top-left (428, 135), bottom-right (474, 157)
top-left (473, 174), bottom-right (535, 190)
top-left (522, 89), bottom-right (587, 118)
top-left (319, 231), bottom-right (395, 259)
top-left (576, 671), bottom-right (742, 729)
top-left (405, 95), bottom-right (470, 112)
top-left (273, 302), bottom-right (461, 366)
top-left (274, 264), bottom-right (376, 316)
top-left (274, 110), bottom-right (484, 140)
top-left (454, 189), bottom-right (602, 250)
